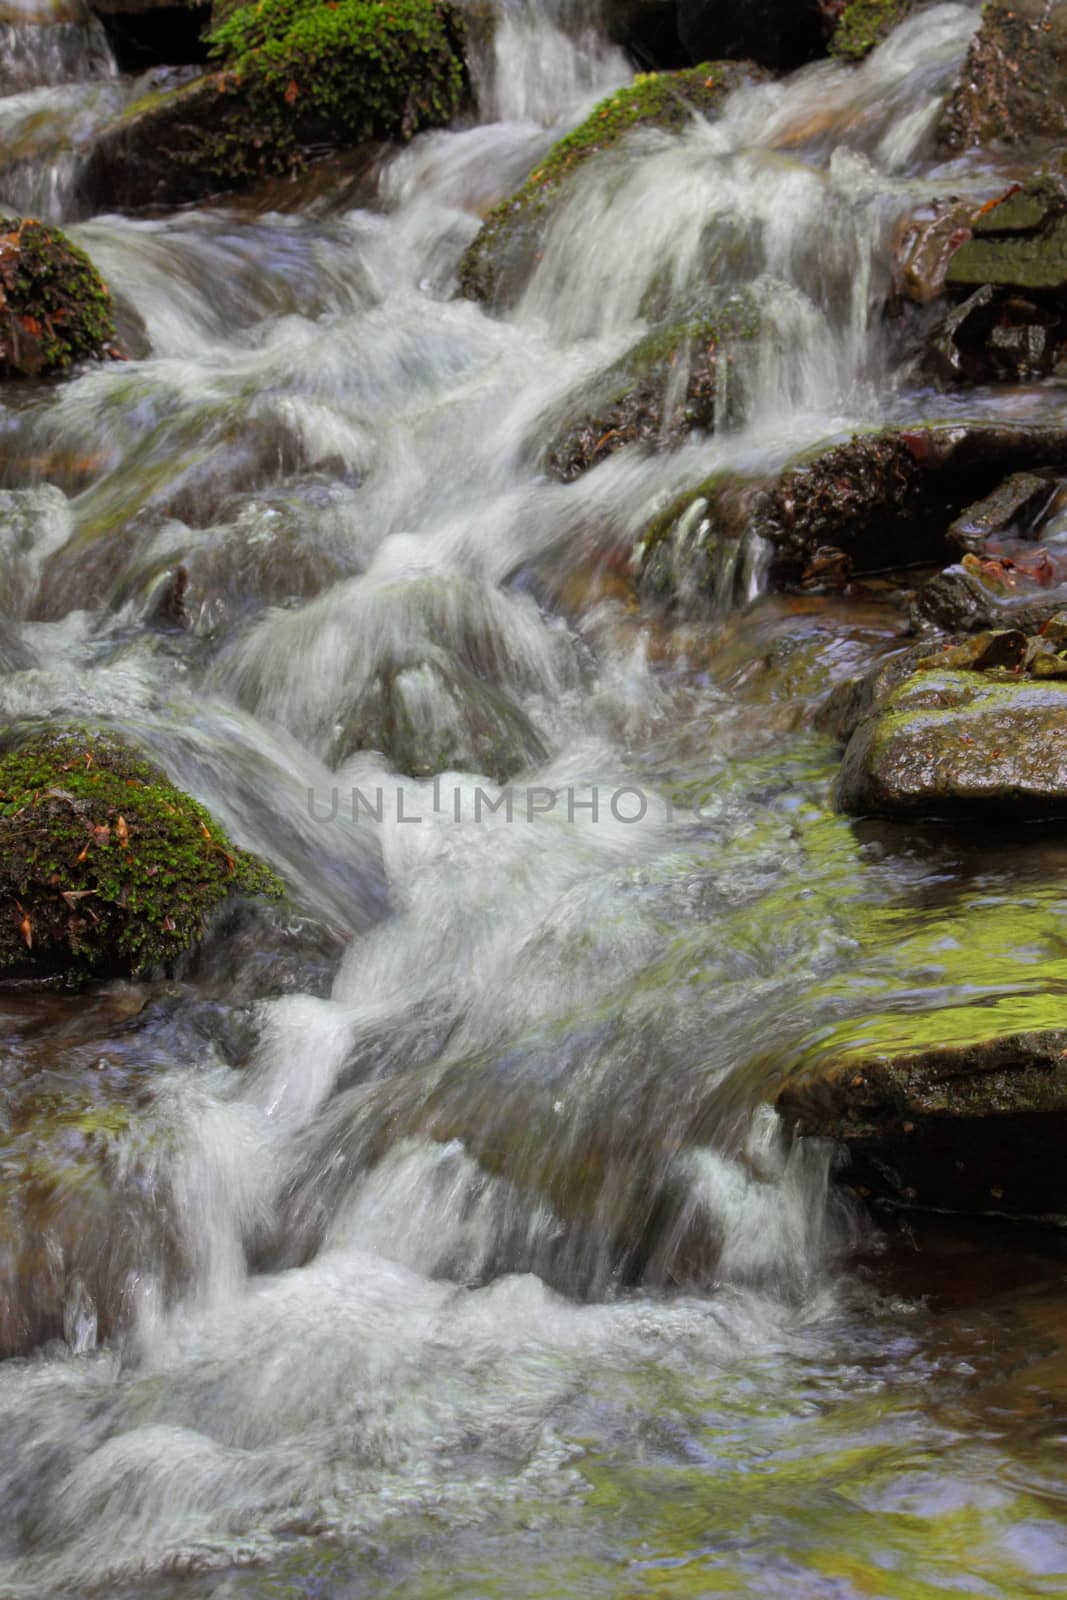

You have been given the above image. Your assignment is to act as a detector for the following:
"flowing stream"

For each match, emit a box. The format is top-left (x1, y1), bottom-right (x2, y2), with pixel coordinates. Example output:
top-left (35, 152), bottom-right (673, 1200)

top-left (2, 4), bottom-right (1067, 1596)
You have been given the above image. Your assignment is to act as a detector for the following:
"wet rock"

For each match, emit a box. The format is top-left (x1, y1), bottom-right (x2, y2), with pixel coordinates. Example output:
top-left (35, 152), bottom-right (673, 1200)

top-left (835, 668), bottom-right (1067, 818)
top-left (938, 0), bottom-right (1067, 152)
top-left (829, 0), bottom-right (918, 63)
top-left (916, 628), bottom-right (1028, 673)
top-left (676, 0), bottom-right (825, 72)
top-left (917, 177), bottom-right (1067, 384)
top-left (544, 296), bottom-right (759, 480)
top-left (891, 196), bottom-right (981, 307)
top-left (0, 728), bottom-right (282, 984)
top-left (329, 648), bottom-right (547, 781)
top-left (924, 283), bottom-right (1067, 385)
top-left (457, 62), bottom-right (765, 309)
top-left (635, 423), bottom-right (1067, 606)
top-left (777, 1012), bottom-right (1067, 1220)
top-left (912, 560), bottom-right (1067, 634)
top-left (946, 177), bottom-right (1067, 293)
top-left (0, 218), bottom-right (119, 378)
top-left (81, 0), bottom-right (467, 209)
top-left (814, 640), bottom-right (930, 741)
top-left (947, 472), bottom-right (1057, 554)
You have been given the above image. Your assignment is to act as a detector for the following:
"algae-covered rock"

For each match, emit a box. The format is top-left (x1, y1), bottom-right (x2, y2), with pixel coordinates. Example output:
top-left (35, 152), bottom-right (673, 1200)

top-left (829, 0), bottom-right (918, 63)
top-left (0, 217), bottom-right (117, 378)
top-left (82, 0), bottom-right (466, 208)
top-left (777, 1009), bottom-right (1067, 1219)
top-left (330, 648), bottom-right (547, 781)
top-left (544, 296), bottom-right (760, 481)
top-left (457, 62), bottom-right (763, 309)
top-left (0, 728), bottom-right (282, 983)
top-left (938, 0), bottom-right (1067, 151)
top-left (835, 668), bottom-right (1067, 818)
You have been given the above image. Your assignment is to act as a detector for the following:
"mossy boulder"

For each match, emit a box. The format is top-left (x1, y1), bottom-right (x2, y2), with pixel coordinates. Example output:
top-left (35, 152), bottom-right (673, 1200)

top-left (835, 667), bottom-right (1067, 818)
top-left (828, 0), bottom-right (918, 63)
top-left (82, 0), bottom-right (467, 208)
top-left (938, 0), bottom-right (1067, 152)
top-left (777, 1008), bottom-right (1067, 1220)
top-left (0, 729), bottom-right (282, 983)
top-left (457, 62), bottom-right (764, 310)
top-left (0, 218), bottom-right (117, 378)
top-left (544, 297), bottom-right (759, 481)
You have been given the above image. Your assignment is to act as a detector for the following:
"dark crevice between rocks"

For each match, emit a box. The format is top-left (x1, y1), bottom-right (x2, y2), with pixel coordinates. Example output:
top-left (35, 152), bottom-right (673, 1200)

top-left (94, 3), bottom-right (213, 71)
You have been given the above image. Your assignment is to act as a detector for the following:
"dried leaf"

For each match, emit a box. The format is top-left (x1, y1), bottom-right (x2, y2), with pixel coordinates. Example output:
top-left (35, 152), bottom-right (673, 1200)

top-left (19, 914), bottom-right (32, 950)
top-left (284, 78), bottom-right (299, 104)
top-left (115, 815), bottom-right (129, 847)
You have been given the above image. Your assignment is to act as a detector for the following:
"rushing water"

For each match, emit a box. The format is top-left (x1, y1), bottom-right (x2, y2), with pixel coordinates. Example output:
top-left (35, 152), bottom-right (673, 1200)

top-left (2, 4), bottom-right (1067, 1596)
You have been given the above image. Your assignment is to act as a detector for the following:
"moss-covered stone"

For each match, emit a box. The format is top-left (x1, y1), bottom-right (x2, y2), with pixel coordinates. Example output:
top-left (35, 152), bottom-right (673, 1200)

top-left (778, 1011), bottom-right (1067, 1219)
top-left (82, 0), bottom-right (467, 208)
top-left (544, 297), bottom-right (760, 481)
top-left (0, 217), bottom-right (117, 378)
top-left (835, 667), bottom-right (1067, 818)
top-left (829, 0), bottom-right (917, 63)
top-left (457, 62), bottom-right (764, 308)
top-left (0, 729), bottom-right (282, 983)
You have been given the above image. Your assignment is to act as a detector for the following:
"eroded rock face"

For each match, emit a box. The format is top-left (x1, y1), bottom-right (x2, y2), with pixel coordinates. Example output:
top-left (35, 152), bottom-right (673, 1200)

top-left (835, 668), bottom-right (1067, 818)
top-left (777, 1013), bottom-right (1067, 1220)
top-left (938, 0), bottom-right (1067, 152)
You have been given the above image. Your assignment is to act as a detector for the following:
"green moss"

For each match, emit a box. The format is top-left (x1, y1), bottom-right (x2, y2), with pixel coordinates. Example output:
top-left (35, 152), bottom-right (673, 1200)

top-left (0, 218), bottom-right (116, 378)
top-left (829, 0), bottom-right (917, 62)
top-left (458, 63), bottom-right (761, 304)
top-left (206, 0), bottom-right (465, 171)
top-left (0, 729), bottom-right (282, 982)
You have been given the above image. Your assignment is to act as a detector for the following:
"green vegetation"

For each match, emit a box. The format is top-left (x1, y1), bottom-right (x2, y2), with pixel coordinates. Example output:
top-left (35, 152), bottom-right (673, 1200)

top-left (829, 0), bottom-right (916, 62)
top-left (0, 218), bottom-right (116, 378)
top-left (0, 730), bottom-right (282, 981)
top-left (206, 0), bottom-right (465, 168)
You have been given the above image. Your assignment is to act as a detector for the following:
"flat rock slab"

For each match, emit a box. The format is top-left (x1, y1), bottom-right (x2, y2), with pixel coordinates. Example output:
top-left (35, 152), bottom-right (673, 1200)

top-left (777, 1009), bottom-right (1067, 1219)
top-left (835, 668), bottom-right (1067, 818)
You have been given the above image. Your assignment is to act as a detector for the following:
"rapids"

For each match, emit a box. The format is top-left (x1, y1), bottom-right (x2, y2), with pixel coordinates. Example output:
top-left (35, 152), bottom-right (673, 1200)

top-left (1, 3), bottom-right (1067, 1596)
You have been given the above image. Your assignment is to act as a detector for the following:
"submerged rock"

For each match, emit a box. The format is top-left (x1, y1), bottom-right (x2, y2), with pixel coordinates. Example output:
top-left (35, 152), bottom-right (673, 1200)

top-left (0, 217), bottom-right (118, 378)
top-left (835, 668), bottom-right (1067, 818)
top-left (457, 62), bottom-right (764, 309)
top-left (777, 1009), bottom-right (1067, 1220)
top-left (0, 729), bottom-right (282, 983)
top-left (82, 0), bottom-right (467, 208)
top-left (938, 0), bottom-right (1067, 152)
top-left (330, 648), bottom-right (547, 781)
top-left (544, 296), bottom-right (760, 480)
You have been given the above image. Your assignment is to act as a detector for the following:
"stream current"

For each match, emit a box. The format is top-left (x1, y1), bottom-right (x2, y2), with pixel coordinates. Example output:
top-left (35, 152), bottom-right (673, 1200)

top-left (2, 3), bottom-right (1067, 1596)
